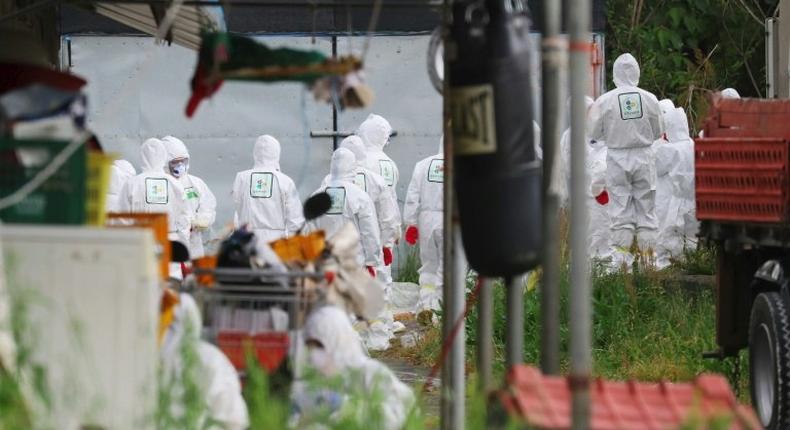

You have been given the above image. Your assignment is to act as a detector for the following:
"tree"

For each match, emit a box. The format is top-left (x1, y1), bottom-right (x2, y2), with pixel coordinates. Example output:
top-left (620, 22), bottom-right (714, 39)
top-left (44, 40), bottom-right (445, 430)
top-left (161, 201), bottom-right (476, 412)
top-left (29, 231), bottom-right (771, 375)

top-left (605, 0), bottom-right (778, 130)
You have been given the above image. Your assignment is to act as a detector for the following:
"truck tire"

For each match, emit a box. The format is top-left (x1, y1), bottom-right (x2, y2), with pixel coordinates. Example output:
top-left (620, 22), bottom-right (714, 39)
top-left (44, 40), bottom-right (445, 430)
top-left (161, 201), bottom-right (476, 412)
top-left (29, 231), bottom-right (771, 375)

top-left (749, 292), bottom-right (790, 429)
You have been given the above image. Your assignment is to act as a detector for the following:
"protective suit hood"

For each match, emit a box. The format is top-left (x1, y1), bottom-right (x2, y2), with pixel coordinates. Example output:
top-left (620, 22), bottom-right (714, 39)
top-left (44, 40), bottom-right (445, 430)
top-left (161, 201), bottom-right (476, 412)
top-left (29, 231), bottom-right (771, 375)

top-left (330, 147), bottom-right (356, 181)
top-left (162, 136), bottom-right (190, 161)
top-left (613, 53), bottom-right (640, 88)
top-left (665, 107), bottom-right (691, 143)
top-left (358, 114), bottom-right (392, 150)
top-left (109, 159), bottom-right (136, 194)
top-left (304, 306), bottom-right (367, 373)
top-left (658, 99), bottom-right (675, 117)
top-left (340, 135), bottom-right (367, 165)
top-left (253, 135), bottom-right (281, 169)
top-left (140, 138), bottom-right (167, 173)
top-left (721, 88), bottom-right (741, 99)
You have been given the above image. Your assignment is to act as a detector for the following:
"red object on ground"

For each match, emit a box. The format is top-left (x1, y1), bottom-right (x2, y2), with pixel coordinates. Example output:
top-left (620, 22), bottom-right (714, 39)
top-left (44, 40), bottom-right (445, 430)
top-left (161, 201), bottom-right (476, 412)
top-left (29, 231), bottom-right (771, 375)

top-left (499, 365), bottom-right (761, 430)
top-left (366, 266), bottom-right (376, 277)
top-left (405, 225), bottom-right (419, 245)
top-left (595, 190), bottom-right (609, 205)
top-left (216, 331), bottom-right (289, 372)
top-left (383, 247), bottom-right (393, 266)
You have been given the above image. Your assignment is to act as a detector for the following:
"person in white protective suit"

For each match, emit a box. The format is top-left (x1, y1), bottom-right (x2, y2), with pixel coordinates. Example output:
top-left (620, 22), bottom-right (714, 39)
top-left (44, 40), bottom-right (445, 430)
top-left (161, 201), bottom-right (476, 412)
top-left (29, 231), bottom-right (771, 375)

top-left (658, 99), bottom-right (675, 116)
top-left (654, 107), bottom-right (697, 267)
top-left (403, 138), bottom-right (444, 312)
top-left (321, 136), bottom-right (399, 278)
top-left (357, 114), bottom-right (402, 281)
top-left (292, 306), bottom-right (415, 430)
top-left (721, 88), bottom-right (741, 99)
top-left (589, 53), bottom-right (663, 264)
top-left (232, 135), bottom-right (305, 246)
top-left (118, 138), bottom-right (191, 247)
top-left (160, 294), bottom-right (249, 430)
top-left (106, 159), bottom-right (136, 213)
top-left (557, 96), bottom-right (595, 208)
top-left (308, 148), bottom-right (382, 276)
top-left (161, 136), bottom-right (217, 259)
top-left (587, 138), bottom-right (611, 261)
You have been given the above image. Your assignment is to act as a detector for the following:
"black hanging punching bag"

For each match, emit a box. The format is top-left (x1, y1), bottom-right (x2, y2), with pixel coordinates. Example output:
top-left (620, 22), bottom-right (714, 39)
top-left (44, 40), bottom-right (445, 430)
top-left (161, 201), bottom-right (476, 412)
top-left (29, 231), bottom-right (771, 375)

top-left (448, 0), bottom-right (542, 277)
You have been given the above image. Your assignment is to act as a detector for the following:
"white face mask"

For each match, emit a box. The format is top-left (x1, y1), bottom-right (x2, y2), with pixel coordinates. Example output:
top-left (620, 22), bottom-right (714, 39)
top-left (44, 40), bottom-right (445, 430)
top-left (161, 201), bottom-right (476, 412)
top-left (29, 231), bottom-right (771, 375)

top-left (170, 161), bottom-right (188, 178)
top-left (308, 348), bottom-right (333, 376)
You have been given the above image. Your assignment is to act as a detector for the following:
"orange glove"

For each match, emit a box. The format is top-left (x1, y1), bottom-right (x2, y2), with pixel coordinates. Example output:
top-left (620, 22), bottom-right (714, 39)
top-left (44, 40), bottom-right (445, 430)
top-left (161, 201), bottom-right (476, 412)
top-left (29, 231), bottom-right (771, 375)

top-left (405, 225), bottom-right (419, 245)
top-left (366, 266), bottom-right (376, 277)
top-left (383, 247), bottom-right (393, 266)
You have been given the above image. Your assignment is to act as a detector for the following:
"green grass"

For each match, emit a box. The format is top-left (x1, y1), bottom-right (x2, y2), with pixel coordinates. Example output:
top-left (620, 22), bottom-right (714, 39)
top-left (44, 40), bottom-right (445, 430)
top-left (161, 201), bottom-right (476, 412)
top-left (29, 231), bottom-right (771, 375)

top-left (396, 246), bottom-right (421, 284)
top-left (394, 252), bottom-right (747, 401)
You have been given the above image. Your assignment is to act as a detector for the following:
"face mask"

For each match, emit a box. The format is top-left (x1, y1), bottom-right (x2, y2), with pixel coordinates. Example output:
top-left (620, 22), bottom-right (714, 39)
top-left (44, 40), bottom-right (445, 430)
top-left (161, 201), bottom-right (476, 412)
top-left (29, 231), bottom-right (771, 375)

top-left (171, 161), bottom-right (188, 178)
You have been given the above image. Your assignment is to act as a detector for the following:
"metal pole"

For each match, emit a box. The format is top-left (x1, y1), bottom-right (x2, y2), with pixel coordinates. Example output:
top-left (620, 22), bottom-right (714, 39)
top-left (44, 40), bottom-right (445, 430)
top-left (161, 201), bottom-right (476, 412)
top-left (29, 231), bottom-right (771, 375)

top-left (441, 0), bottom-right (465, 427)
top-left (569, 0), bottom-right (591, 426)
top-left (505, 276), bottom-right (524, 369)
top-left (476, 277), bottom-right (493, 392)
top-left (331, 35), bottom-right (339, 150)
top-left (540, 0), bottom-right (563, 376)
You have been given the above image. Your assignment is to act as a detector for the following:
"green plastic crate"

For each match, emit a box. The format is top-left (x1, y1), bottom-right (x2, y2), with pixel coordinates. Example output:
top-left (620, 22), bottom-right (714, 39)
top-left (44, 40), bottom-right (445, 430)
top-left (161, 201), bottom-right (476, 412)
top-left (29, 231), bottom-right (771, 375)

top-left (0, 138), bottom-right (86, 224)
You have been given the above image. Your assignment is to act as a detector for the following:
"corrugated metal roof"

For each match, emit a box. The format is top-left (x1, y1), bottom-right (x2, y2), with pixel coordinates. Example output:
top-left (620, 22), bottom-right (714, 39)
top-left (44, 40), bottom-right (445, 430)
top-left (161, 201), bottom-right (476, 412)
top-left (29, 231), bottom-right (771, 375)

top-left (499, 365), bottom-right (761, 430)
top-left (94, 2), bottom-right (220, 50)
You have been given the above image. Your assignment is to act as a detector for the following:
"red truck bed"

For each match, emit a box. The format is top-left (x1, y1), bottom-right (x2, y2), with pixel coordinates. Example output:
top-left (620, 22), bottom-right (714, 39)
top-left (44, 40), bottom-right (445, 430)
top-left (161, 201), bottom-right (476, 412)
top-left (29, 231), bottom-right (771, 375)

top-left (696, 97), bottom-right (790, 223)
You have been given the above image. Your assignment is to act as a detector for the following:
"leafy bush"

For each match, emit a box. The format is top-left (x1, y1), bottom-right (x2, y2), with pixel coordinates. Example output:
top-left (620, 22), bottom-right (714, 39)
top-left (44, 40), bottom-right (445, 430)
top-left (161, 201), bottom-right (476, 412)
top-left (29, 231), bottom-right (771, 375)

top-left (606, 0), bottom-right (778, 131)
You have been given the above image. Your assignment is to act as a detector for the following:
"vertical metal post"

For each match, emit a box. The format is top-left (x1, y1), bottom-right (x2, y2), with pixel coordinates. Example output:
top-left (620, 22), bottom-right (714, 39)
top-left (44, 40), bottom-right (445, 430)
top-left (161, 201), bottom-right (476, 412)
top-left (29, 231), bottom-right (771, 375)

top-left (331, 35), bottom-right (339, 150)
top-left (476, 277), bottom-right (494, 392)
top-left (441, 1), bottom-right (465, 428)
top-left (569, 0), bottom-right (592, 427)
top-left (540, 0), bottom-right (563, 376)
top-left (505, 276), bottom-right (524, 369)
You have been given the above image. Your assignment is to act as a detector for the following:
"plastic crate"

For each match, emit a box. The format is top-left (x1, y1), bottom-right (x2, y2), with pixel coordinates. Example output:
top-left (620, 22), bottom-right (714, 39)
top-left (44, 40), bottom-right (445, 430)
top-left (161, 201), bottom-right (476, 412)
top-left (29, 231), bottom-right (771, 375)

top-left (85, 152), bottom-right (114, 226)
top-left (499, 365), bottom-right (760, 430)
top-left (0, 138), bottom-right (86, 224)
top-left (217, 330), bottom-right (289, 372)
top-left (695, 137), bottom-right (790, 222)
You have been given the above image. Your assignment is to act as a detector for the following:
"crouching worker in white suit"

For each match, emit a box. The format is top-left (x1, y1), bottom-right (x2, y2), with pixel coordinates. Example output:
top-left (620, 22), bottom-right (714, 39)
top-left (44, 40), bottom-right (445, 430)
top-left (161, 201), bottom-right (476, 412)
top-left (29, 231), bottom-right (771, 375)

top-left (292, 306), bottom-right (416, 430)
top-left (160, 294), bottom-right (249, 430)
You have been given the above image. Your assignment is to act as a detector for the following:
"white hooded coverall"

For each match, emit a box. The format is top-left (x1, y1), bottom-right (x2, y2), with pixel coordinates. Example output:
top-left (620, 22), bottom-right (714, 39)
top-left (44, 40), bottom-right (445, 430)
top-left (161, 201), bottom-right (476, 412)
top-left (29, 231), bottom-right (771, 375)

top-left (322, 136), bottom-right (400, 258)
top-left (232, 135), bottom-right (305, 245)
top-left (655, 107), bottom-right (697, 267)
top-left (403, 140), bottom-right (444, 310)
top-left (118, 138), bottom-right (191, 246)
top-left (162, 136), bottom-right (217, 259)
top-left (309, 148), bottom-right (383, 270)
top-left (106, 159), bottom-right (136, 213)
top-left (294, 306), bottom-right (415, 430)
top-left (160, 294), bottom-right (249, 430)
top-left (589, 53), bottom-right (663, 254)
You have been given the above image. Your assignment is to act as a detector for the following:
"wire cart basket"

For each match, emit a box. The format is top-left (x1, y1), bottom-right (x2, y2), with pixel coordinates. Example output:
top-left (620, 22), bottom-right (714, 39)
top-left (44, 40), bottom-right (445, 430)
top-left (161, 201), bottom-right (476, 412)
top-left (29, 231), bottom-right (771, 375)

top-left (193, 266), bottom-right (323, 374)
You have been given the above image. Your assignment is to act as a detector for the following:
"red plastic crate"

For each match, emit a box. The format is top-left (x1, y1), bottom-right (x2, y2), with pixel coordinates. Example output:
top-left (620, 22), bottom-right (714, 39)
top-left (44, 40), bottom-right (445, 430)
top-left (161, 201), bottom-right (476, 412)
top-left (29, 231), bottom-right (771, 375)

top-left (499, 365), bottom-right (761, 430)
top-left (695, 137), bottom-right (790, 222)
top-left (217, 330), bottom-right (289, 372)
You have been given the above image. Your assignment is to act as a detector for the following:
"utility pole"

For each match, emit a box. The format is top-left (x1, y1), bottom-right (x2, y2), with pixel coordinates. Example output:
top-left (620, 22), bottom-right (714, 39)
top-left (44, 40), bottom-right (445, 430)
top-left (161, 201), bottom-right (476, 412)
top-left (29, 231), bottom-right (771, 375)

top-left (569, 0), bottom-right (592, 427)
top-left (540, 0), bottom-right (563, 376)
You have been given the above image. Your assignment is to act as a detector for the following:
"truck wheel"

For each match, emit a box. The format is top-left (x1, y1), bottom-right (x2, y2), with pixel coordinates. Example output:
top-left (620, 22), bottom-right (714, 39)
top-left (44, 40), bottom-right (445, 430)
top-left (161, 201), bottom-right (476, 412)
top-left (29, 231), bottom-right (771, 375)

top-left (750, 292), bottom-right (790, 429)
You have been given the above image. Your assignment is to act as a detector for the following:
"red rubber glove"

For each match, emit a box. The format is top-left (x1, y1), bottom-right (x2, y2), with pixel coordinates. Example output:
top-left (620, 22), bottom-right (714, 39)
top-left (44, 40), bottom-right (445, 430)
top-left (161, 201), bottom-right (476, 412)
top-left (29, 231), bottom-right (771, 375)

top-left (405, 225), bottom-right (419, 245)
top-left (595, 190), bottom-right (609, 205)
top-left (383, 247), bottom-right (393, 266)
top-left (366, 266), bottom-right (376, 277)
